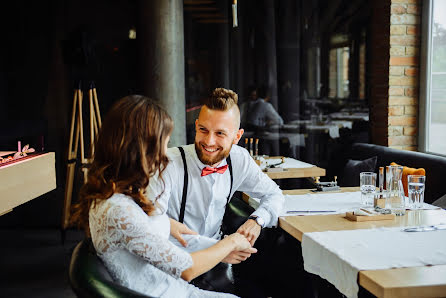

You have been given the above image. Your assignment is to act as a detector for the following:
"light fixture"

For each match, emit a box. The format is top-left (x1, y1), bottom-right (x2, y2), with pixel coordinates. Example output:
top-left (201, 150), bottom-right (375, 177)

top-left (129, 28), bottom-right (136, 40)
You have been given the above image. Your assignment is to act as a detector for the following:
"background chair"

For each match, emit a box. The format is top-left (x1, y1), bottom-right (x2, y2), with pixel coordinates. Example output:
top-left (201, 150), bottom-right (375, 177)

top-left (69, 238), bottom-right (153, 298)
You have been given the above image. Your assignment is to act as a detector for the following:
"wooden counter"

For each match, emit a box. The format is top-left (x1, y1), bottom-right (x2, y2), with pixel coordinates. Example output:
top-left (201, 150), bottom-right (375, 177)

top-left (0, 152), bottom-right (56, 215)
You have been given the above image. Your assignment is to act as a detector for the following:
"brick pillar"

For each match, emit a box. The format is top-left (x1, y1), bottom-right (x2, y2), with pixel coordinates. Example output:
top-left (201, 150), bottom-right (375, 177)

top-left (388, 0), bottom-right (421, 150)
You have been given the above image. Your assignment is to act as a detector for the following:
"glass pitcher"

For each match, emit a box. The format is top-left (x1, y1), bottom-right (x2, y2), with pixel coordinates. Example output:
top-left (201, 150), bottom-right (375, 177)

top-left (386, 165), bottom-right (405, 216)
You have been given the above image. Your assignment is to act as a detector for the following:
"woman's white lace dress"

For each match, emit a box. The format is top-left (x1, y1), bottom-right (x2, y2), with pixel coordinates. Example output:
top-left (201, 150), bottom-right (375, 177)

top-left (89, 193), bottom-right (236, 298)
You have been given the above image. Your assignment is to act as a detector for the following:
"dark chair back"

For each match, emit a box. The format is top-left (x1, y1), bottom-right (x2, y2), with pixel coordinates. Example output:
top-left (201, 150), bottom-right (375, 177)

top-left (350, 143), bottom-right (446, 204)
top-left (69, 238), bottom-right (153, 298)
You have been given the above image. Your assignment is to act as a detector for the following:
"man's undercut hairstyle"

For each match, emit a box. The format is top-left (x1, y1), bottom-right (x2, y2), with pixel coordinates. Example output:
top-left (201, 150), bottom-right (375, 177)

top-left (204, 88), bottom-right (238, 111)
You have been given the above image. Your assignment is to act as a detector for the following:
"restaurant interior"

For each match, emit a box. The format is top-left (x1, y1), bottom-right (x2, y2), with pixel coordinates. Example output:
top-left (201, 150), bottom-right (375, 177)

top-left (1, 0), bottom-right (446, 297)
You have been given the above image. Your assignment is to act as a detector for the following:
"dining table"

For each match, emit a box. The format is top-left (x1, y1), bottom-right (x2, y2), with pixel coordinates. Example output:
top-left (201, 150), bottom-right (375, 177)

top-left (258, 156), bottom-right (326, 180)
top-left (277, 188), bottom-right (446, 298)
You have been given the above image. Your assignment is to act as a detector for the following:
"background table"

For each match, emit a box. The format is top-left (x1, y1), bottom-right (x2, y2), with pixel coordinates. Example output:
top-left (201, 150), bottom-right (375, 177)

top-left (261, 156), bottom-right (326, 179)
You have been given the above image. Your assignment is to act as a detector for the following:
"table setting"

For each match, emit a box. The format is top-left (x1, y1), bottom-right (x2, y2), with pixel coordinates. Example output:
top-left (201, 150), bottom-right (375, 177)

top-left (276, 168), bottom-right (445, 298)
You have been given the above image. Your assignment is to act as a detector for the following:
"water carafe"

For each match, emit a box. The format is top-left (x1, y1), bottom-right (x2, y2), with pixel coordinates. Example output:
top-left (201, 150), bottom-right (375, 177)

top-left (386, 165), bottom-right (405, 216)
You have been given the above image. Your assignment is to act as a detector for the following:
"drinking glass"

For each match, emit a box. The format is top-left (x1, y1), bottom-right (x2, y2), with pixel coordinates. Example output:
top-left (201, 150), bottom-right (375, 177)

top-left (360, 172), bottom-right (376, 206)
top-left (408, 175), bottom-right (426, 209)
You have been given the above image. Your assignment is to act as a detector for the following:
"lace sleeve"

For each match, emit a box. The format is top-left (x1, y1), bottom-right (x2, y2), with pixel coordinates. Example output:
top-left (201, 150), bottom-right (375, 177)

top-left (105, 201), bottom-right (193, 278)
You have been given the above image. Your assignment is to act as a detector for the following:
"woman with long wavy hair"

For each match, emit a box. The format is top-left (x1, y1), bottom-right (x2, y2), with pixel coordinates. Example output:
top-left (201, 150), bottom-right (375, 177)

top-left (71, 95), bottom-right (254, 297)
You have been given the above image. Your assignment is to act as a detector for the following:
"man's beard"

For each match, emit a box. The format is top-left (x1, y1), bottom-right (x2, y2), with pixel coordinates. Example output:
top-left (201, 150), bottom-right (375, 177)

top-left (195, 141), bottom-right (232, 166)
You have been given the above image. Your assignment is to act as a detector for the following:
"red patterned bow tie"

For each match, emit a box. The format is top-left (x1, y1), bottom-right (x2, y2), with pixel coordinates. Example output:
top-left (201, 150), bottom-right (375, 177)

top-left (201, 165), bottom-right (228, 176)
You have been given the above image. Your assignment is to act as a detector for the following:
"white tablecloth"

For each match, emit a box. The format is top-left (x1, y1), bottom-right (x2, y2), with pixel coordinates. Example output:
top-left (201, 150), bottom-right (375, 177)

top-left (302, 226), bottom-right (446, 298)
top-left (280, 192), bottom-right (363, 216)
top-left (248, 191), bottom-right (362, 214)
top-left (306, 124), bottom-right (340, 138)
top-left (331, 120), bottom-right (353, 129)
top-left (279, 192), bottom-right (438, 216)
top-left (262, 157), bottom-right (314, 170)
top-left (329, 112), bottom-right (369, 121)
top-left (249, 191), bottom-right (439, 214)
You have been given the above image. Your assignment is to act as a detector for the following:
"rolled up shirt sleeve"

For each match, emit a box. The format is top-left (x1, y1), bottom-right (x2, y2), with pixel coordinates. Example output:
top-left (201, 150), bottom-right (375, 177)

top-left (236, 149), bottom-right (284, 227)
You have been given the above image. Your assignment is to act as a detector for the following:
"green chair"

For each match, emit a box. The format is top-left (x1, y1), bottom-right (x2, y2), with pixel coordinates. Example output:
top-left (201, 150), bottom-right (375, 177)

top-left (69, 238), bottom-right (153, 298)
top-left (68, 197), bottom-right (253, 298)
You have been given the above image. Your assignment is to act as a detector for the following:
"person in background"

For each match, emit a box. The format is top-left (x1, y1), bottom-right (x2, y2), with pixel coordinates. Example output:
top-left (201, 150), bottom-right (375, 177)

top-left (240, 85), bottom-right (284, 130)
top-left (147, 88), bottom-right (284, 296)
top-left (71, 95), bottom-right (255, 298)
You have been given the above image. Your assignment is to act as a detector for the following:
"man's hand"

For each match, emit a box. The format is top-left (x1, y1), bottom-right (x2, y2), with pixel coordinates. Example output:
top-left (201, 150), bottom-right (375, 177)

top-left (237, 219), bottom-right (261, 246)
top-left (222, 248), bottom-right (257, 264)
top-left (169, 218), bottom-right (198, 247)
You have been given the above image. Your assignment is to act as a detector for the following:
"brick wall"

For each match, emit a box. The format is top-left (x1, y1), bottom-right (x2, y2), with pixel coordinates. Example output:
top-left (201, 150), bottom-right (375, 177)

top-left (369, 0), bottom-right (421, 150)
top-left (388, 0), bottom-right (421, 150)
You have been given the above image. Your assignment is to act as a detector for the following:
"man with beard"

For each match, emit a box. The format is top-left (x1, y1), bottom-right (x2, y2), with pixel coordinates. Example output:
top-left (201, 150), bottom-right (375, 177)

top-left (147, 88), bottom-right (284, 296)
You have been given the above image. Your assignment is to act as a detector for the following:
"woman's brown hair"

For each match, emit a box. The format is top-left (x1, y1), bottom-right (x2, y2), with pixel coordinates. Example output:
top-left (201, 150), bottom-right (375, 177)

top-left (71, 95), bottom-right (173, 234)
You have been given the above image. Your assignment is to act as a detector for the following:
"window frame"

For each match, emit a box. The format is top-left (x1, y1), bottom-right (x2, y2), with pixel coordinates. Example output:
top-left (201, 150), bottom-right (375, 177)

top-left (418, 0), bottom-right (433, 154)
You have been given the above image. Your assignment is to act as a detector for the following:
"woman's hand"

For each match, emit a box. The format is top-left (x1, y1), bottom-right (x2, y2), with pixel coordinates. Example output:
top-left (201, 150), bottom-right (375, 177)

top-left (222, 248), bottom-right (257, 264)
top-left (169, 218), bottom-right (197, 247)
top-left (221, 234), bottom-right (257, 264)
top-left (184, 232), bottom-right (257, 281)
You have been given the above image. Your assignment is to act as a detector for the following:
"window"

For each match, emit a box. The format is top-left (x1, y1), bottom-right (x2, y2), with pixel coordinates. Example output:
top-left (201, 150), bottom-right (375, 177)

top-left (328, 33), bottom-right (350, 99)
top-left (420, 0), bottom-right (446, 156)
top-left (328, 47), bottom-right (350, 98)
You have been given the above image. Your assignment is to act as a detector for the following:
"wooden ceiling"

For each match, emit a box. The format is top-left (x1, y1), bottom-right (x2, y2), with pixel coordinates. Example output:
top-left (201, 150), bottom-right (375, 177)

top-left (184, 0), bottom-right (228, 24)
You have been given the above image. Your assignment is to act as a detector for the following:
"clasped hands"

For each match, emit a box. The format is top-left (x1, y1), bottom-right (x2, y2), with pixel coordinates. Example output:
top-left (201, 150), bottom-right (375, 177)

top-left (169, 218), bottom-right (260, 264)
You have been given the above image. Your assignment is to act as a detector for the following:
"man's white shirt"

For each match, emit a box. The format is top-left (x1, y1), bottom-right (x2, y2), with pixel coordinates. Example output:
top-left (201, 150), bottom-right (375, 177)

top-left (147, 144), bottom-right (284, 241)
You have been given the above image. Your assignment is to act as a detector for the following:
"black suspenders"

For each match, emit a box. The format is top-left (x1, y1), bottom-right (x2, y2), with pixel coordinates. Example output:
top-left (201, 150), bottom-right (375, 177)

top-left (178, 147), bottom-right (189, 223)
top-left (177, 146), bottom-right (233, 224)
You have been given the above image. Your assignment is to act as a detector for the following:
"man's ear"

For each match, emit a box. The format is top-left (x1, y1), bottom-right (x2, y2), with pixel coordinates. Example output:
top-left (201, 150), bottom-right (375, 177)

top-left (233, 128), bottom-right (244, 144)
top-left (195, 119), bottom-right (198, 131)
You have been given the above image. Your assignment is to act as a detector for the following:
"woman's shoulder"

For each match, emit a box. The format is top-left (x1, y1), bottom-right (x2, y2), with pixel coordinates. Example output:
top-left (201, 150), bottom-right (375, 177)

top-left (105, 193), bottom-right (136, 207)
top-left (92, 194), bottom-right (140, 217)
